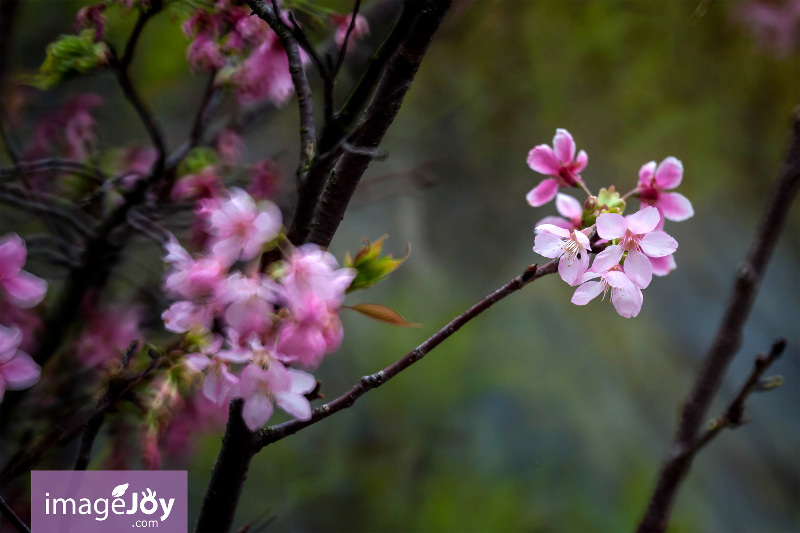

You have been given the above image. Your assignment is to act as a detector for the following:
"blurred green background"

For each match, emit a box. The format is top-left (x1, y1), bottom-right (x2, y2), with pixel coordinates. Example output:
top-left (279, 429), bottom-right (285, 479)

top-left (2, 0), bottom-right (799, 531)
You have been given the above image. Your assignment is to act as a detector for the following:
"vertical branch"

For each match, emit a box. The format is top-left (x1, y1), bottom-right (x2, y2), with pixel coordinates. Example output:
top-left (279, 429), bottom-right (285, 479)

top-left (0, 0), bottom-right (21, 165)
top-left (194, 400), bottom-right (258, 533)
top-left (637, 110), bottom-right (800, 533)
top-left (245, 0), bottom-right (316, 179)
top-left (307, 0), bottom-right (453, 247)
top-left (0, 493), bottom-right (30, 533)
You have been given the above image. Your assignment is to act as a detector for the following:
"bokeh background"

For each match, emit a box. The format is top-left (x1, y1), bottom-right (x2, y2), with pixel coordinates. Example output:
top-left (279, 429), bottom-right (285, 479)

top-left (1, 0), bottom-right (798, 532)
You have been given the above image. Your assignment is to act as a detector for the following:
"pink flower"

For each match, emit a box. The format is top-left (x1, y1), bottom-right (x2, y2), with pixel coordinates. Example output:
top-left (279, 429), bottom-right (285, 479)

top-left (162, 300), bottom-right (214, 333)
top-left (571, 266), bottom-right (643, 318)
top-left (0, 324), bottom-right (41, 402)
top-left (332, 13), bottom-right (370, 50)
top-left (231, 34), bottom-right (306, 106)
top-left (281, 244), bottom-right (356, 308)
top-left (533, 224), bottom-right (592, 285)
top-left (0, 233), bottom-right (48, 308)
top-left (220, 272), bottom-right (278, 339)
top-left (651, 255), bottom-right (676, 277)
top-left (591, 206), bottom-right (678, 289)
top-left (74, 4), bottom-right (106, 42)
top-left (636, 157), bottom-right (694, 222)
top-left (247, 159), bottom-right (279, 200)
top-left (205, 188), bottom-right (282, 265)
top-left (535, 193), bottom-right (584, 231)
top-left (171, 166), bottom-right (224, 201)
top-left (277, 292), bottom-right (343, 369)
top-left (185, 348), bottom-right (240, 406)
top-left (75, 304), bottom-right (141, 368)
top-left (216, 129), bottom-right (245, 164)
top-left (186, 34), bottom-right (226, 73)
top-left (163, 237), bottom-right (227, 301)
top-left (238, 362), bottom-right (316, 431)
top-left (732, 0), bottom-right (800, 58)
top-left (0, 299), bottom-right (42, 353)
top-left (526, 129), bottom-right (588, 207)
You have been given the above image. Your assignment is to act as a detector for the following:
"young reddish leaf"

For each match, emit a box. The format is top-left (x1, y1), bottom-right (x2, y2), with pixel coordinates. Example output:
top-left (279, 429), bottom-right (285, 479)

top-left (345, 304), bottom-right (420, 327)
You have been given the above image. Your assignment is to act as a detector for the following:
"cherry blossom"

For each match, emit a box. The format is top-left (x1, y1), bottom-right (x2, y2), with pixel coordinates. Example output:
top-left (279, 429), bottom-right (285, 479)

top-left (205, 188), bottom-right (282, 265)
top-left (591, 206), bottom-right (678, 289)
top-left (571, 266), bottom-right (643, 318)
top-left (0, 324), bottom-right (41, 402)
top-left (332, 13), bottom-right (370, 50)
top-left (75, 303), bottom-right (141, 368)
top-left (636, 157), bottom-right (694, 222)
top-left (0, 233), bottom-right (48, 309)
top-left (535, 193), bottom-right (583, 231)
top-left (533, 224), bottom-right (592, 285)
top-left (526, 129), bottom-right (588, 207)
top-left (281, 244), bottom-right (356, 307)
top-left (238, 362), bottom-right (316, 431)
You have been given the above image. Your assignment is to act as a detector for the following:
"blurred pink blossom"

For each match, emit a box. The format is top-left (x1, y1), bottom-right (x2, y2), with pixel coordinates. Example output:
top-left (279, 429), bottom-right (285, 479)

top-left (0, 233), bottom-right (47, 309)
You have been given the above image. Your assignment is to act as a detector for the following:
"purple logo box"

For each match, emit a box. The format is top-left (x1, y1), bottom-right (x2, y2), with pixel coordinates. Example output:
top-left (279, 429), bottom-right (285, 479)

top-left (31, 470), bottom-right (187, 533)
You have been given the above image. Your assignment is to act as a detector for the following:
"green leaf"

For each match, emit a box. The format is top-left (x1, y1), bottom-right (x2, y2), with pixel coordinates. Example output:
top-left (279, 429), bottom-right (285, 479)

top-left (582, 186), bottom-right (626, 226)
top-left (345, 303), bottom-right (420, 328)
top-left (177, 147), bottom-right (218, 176)
top-left (345, 236), bottom-right (409, 293)
top-left (26, 30), bottom-right (109, 89)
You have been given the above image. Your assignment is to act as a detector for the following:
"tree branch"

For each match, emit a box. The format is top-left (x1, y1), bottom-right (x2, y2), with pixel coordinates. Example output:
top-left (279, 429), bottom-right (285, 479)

top-left (637, 109), bottom-right (800, 533)
top-left (245, 0), bottom-right (316, 180)
top-left (306, 0), bottom-right (452, 247)
top-left (256, 260), bottom-right (554, 449)
top-left (684, 338), bottom-right (786, 458)
top-left (0, 493), bottom-right (30, 533)
top-left (289, 0), bottom-right (423, 244)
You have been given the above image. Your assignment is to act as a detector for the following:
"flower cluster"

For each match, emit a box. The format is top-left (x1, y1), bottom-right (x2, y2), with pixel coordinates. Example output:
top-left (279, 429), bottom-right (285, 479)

top-left (161, 188), bottom-right (355, 430)
top-left (0, 234), bottom-right (47, 402)
top-left (528, 129), bottom-right (692, 317)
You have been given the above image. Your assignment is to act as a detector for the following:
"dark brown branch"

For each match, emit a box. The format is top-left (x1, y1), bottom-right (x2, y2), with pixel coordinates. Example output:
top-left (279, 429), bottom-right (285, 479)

top-left (0, 183), bottom-right (95, 236)
top-left (0, 158), bottom-right (106, 183)
top-left (637, 110), bottom-right (800, 533)
top-left (289, 1), bottom-right (422, 244)
top-left (306, 0), bottom-right (452, 247)
top-left (194, 400), bottom-right (259, 533)
top-left (246, 0), bottom-right (316, 180)
top-left (0, 493), bottom-right (30, 533)
top-left (684, 338), bottom-right (786, 458)
top-left (165, 71), bottom-right (221, 173)
top-left (256, 261), bottom-right (554, 448)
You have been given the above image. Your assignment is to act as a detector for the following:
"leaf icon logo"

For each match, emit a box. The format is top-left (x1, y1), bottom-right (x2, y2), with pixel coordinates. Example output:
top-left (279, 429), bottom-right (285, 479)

top-left (111, 483), bottom-right (129, 498)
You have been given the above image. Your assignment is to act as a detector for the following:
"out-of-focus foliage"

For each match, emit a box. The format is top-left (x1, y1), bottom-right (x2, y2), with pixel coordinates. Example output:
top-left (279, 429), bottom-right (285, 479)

top-left (3, 0), bottom-right (798, 532)
top-left (26, 30), bottom-right (109, 89)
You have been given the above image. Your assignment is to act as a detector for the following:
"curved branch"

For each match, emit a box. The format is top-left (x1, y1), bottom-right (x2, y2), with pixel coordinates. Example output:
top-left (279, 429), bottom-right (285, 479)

top-left (256, 261), bottom-right (554, 448)
top-left (637, 109), bottom-right (800, 533)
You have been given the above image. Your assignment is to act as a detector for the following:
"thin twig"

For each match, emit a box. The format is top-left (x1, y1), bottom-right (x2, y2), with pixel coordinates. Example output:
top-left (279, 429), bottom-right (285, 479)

top-left (0, 158), bottom-right (107, 183)
top-left (256, 261), bottom-right (554, 448)
top-left (334, 0), bottom-right (364, 77)
top-left (0, 493), bottom-right (30, 533)
top-left (166, 71), bottom-right (222, 173)
top-left (683, 338), bottom-right (786, 458)
top-left (637, 110), bottom-right (800, 533)
top-left (246, 0), bottom-right (316, 180)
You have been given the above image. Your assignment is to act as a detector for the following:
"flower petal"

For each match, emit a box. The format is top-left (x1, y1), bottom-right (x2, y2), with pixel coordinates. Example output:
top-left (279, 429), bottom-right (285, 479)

top-left (533, 232), bottom-right (565, 258)
top-left (655, 157), bottom-right (683, 189)
top-left (624, 249), bottom-right (653, 289)
top-left (596, 213), bottom-right (627, 240)
top-left (1, 351), bottom-right (40, 390)
top-left (571, 281), bottom-right (604, 305)
top-left (527, 145), bottom-right (561, 176)
top-left (573, 150), bottom-right (588, 173)
top-left (638, 161), bottom-right (656, 185)
top-left (275, 392), bottom-right (312, 420)
top-left (651, 255), bottom-right (677, 277)
top-left (553, 129), bottom-right (576, 165)
top-left (2, 271), bottom-right (47, 308)
top-left (0, 325), bottom-right (23, 363)
top-left (640, 230), bottom-right (678, 257)
top-left (534, 216), bottom-right (572, 231)
top-left (242, 394), bottom-right (274, 430)
top-left (591, 244), bottom-right (624, 273)
top-left (0, 234), bottom-right (26, 278)
top-left (555, 193), bottom-right (583, 220)
top-left (625, 206), bottom-right (660, 235)
top-left (658, 192), bottom-right (694, 221)
top-left (526, 179), bottom-right (559, 207)
top-left (611, 284), bottom-right (643, 318)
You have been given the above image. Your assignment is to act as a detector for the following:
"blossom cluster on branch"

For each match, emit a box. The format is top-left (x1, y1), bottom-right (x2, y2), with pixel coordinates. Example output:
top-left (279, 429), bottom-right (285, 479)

top-left (528, 129), bottom-right (693, 317)
top-left (161, 188), bottom-right (355, 430)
